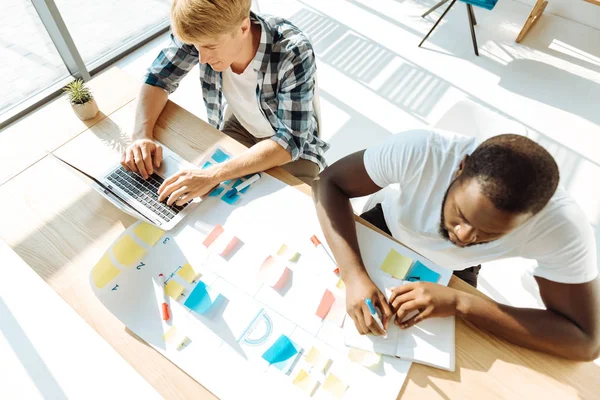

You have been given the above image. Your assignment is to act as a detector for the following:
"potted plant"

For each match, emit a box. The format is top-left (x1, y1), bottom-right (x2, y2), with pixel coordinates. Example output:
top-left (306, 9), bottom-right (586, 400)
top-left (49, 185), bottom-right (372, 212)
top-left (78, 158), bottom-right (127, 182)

top-left (63, 79), bottom-right (99, 121)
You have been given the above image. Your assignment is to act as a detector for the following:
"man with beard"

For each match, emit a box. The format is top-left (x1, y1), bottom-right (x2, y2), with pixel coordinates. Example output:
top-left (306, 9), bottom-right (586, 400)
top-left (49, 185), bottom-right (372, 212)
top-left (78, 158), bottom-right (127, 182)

top-left (312, 130), bottom-right (599, 360)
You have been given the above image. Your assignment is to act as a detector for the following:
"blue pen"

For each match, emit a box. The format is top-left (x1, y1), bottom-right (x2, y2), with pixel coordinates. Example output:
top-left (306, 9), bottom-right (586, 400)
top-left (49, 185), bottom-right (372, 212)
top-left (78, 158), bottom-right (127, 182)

top-left (224, 173), bottom-right (261, 198)
top-left (365, 298), bottom-right (387, 338)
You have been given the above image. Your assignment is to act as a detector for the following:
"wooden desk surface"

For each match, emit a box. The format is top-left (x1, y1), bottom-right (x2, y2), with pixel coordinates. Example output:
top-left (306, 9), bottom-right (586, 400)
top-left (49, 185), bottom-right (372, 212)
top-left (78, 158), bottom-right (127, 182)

top-left (0, 68), bottom-right (598, 400)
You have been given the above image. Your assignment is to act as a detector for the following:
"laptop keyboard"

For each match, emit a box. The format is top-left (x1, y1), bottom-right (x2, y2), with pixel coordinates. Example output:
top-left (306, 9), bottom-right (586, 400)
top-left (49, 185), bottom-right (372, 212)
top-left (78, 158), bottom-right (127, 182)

top-left (106, 166), bottom-right (188, 222)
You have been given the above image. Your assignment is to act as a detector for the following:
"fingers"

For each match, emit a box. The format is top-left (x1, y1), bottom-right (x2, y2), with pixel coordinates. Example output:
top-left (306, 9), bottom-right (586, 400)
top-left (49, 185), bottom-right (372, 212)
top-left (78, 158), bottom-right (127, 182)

top-left (166, 186), bottom-right (189, 206)
top-left (394, 300), bottom-right (420, 322)
top-left (175, 192), bottom-right (195, 206)
top-left (361, 302), bottom-right (386, 336)
top-left (153, 144), bottom-right (163, 168)
top-left (391, 292), bottom-right (415, 310)
top-left (123, 148), bottom-right (137, 173)
top-left (350, 310), bottom-right (368, 335)
top-left (141, 146), bottom-right (154, 177)
top-left (399, 307), bottom-right (432, 329)
top-left (158, 173), bottom-right (182, 200)
top-left (377, 292), bottom-right (393, 329)
top-left (389, 283), bottom-right (416, 303)
top-left (133, 147), bottom-right (149, 179)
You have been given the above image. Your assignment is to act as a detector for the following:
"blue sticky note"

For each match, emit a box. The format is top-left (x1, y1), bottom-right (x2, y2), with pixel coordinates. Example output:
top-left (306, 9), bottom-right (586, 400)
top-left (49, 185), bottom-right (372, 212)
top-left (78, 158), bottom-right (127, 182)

top-left (209, 185), bottom-right (224, 197)
top-left (184, 281), bottom-right (223, 314)
top-left (223, 179), bottom-right (232, 185)
top-left (262, 335), bottom-right (301, 373)
top-left (406, 261), bottom-right (440, 283)
top-left (201, 161), bottom-right (213, 169)
top-left (221, 192), bottom-right (241, 205)
top-left (212, 149), bottom-right (230, 163)
top-left (232, 179), bottom-right (250, 193)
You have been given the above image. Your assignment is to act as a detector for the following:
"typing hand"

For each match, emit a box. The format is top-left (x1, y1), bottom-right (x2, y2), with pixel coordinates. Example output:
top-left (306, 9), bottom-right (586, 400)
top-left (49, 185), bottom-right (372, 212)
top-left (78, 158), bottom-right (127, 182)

top-left (345, 272), bottom-right (392, 336)
top-left (121, 138), bottom-right (163, 179)
top-left (157, 169), bottom-right (219, 206)
top-left (389, 282), bottom-right (460, 329)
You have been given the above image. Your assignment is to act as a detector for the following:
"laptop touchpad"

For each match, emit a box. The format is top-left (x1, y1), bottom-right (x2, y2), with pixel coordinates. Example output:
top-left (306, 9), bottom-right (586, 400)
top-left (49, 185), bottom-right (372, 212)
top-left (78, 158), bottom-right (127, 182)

top-left (156, 156), bottom-right (184, 178)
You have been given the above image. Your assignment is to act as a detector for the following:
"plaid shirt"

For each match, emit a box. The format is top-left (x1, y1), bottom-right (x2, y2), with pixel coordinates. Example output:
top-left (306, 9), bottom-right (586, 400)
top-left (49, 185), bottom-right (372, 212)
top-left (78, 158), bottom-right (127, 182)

top-left (144, 12), bottom-right (329, 169)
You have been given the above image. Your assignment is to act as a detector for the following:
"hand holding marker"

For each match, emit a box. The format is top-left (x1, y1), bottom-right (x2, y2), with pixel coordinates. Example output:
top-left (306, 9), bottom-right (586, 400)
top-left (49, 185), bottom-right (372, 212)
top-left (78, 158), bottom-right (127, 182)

top-left (365, 298), bottom-right (387, 338)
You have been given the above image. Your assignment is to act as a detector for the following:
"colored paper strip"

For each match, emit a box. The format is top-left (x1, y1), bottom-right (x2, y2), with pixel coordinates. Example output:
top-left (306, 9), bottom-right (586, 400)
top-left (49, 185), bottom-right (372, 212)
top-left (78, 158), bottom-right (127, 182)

top-left (133, 222), bottom-right (165, 246)
top-left (380, 249), bottom-right (413, 279)
top-left (165, 279), bottom-right (185, 300)
top-left (184, 281), bottom-right (222, 315)
top-left (221, 192), bottom-right (240, 205)
top-left (211, 148), bottom-right (230, 163)
top-left (276, 244), bottom-right (289, 257)
top-left (219, 236), bottom-right (242, 258)
top-left (348, 348), bottom-right (381, 368)
top-left (322, 373), bottom-right (348, 399)
top-left (316, 289), bottom-right (336, 319)
top-left (336, 278), bottom-right (346, 291)
top-left (201, 161), bottom-right (213, 169)
top-left (305, 347), bottom-right (332, 374)
top-left (292, 369), bottom-right (318, 395)
top-left (203, 224), bottom-right (224, 247)
top-left (112, 234), bottom-right (146, 267)
top-left (324, 295), bottom-right (347, 327)
top-left (177, 263), bottom-right (201, 283)
top-left (406, 260), bottom-right (440, 283)
top-left (92, 252), bottom-right (121, 289)
top-left (163, 326), bottom-right (179, 344)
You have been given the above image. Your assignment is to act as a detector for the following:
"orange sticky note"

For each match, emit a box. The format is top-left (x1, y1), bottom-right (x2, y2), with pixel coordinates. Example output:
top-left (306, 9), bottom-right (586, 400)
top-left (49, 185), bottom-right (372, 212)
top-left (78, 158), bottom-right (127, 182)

top-left (220, 236), bottom-right (241, 258)
top-left (203, 224), bottom-right (224, 247)
top-left (316, 289), bottom-right (335, 319)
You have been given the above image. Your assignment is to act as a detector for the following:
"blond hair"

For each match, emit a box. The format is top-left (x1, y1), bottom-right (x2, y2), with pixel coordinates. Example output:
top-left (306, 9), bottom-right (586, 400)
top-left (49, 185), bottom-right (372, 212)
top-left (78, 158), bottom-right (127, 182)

top-left (171, 0), bottom-right (252, 42)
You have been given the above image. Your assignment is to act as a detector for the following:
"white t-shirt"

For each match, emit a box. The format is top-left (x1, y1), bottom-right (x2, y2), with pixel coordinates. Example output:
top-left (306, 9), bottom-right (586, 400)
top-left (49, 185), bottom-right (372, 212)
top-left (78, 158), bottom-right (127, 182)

top-left (222, 65), bottom-right (274, 138)
top-left (363, 129), bottom-right (598, 284)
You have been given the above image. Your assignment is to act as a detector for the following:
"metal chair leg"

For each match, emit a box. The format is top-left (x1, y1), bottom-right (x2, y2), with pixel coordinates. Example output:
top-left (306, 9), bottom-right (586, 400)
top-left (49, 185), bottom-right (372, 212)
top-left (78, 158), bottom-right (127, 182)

top-left (422, 0), bottom-right (450, 18)
top-left (466, 4), bottom-right (479, 56)
top-left (419, 0), bottom-right (457, 48)
top-left (468, 3), bottom-right (477, 25)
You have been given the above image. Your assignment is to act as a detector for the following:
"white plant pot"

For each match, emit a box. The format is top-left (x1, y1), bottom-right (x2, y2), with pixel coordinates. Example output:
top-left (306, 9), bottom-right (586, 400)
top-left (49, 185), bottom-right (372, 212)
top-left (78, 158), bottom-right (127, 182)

top-left (71, 98), bottom-right (99, 121)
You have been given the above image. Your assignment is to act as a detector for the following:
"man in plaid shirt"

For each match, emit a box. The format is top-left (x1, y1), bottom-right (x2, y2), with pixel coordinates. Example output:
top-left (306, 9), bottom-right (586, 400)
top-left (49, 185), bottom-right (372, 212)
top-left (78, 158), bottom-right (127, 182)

top-left (121, 0), bottom-right (329, 206)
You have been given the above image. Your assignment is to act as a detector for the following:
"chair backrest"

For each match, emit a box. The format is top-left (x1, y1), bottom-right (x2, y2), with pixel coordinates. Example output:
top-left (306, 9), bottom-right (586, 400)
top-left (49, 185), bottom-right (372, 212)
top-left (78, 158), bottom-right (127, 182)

top-left (459, 0), bottom-right (498, 10)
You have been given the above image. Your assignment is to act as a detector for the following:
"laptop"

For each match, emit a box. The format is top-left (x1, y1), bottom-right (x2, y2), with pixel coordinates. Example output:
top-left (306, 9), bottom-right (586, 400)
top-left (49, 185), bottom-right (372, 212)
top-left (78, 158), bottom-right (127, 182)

top-left (51, 145), bottom-right (201, 230)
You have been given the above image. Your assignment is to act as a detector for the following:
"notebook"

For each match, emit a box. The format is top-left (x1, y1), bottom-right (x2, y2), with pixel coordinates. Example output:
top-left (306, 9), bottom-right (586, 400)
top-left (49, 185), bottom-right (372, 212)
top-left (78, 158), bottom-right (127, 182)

top-left (343, 275), bottom-right (455, 371)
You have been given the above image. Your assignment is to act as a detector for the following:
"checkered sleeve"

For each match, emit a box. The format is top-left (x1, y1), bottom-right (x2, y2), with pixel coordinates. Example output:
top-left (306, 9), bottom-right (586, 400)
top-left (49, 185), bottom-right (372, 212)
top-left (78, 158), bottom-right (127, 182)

top-left (270, 46), bottom-right (327, 168)
top-left (143, 34), bottom-right (199, 94)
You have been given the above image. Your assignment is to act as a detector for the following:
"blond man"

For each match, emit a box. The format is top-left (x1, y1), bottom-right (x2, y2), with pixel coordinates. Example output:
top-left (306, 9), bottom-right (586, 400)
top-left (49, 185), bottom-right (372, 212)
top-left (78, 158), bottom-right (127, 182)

top-left (122, 0), bottom-right (328, 205)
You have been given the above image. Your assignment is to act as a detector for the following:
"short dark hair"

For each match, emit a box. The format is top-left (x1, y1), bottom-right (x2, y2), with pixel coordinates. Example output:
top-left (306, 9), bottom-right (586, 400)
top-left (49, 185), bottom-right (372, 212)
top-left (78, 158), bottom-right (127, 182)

top-left (459, 134), bottom-right (559, 215)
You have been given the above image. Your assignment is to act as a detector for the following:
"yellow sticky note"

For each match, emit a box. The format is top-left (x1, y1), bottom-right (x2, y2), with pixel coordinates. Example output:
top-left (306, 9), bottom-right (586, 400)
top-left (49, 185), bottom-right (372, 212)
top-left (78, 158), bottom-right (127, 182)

top-left (336, 278), bottom-right (346, 291)
top-left (380, 249), bottom-right (412, 279)
top-left (277, 244), bottom-right (289, 256)
top-left (305, 347), bottom-right (332, 374)
top-left (348, 348), bottom-right (381, 368)
top-left (112, 234), bottom-right (146, 267)
top-left (163, 326), bottom-right (179, 343)
top-left (293, 369), bottom-right (318, 395)
top-left (288, 252), bottom-right (301, 262)
top-left (92, 252), bottom-right (121, 288)
top-left (165, 280), bottom-right (185, 300)
top-left (322, 373), bottom-right (348, 399)
top-left (178, 263), bottom-right (200, 283)
top-left (133, 222), bottom-right (165, 246)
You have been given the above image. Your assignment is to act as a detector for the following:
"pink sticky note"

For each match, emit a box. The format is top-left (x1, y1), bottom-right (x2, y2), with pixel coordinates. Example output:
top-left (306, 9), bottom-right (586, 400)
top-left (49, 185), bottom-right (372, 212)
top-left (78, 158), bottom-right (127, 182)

top-left (203, 224), bottom-right (224, 247)
top-left (258, 256), bottom-right (290, 290)
top-left (220, 236), bottom-right (241, 258)
top-left (272, 266), bottom-right (291, 291)
top-left (324, 295), bottom-right (347, 327)
top-left (316, 289), bottom-right (336, 319)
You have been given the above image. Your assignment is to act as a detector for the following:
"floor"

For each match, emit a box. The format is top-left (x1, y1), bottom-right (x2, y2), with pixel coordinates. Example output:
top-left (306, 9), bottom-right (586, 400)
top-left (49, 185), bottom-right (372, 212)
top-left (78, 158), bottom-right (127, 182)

top-left (113, 0), bottom-right (600, 344)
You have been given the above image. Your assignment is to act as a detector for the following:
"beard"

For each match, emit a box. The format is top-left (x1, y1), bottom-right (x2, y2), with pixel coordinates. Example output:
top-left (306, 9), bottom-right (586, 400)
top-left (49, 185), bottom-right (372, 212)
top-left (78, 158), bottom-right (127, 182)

top-left (438, 179), bottom-right (486, 248)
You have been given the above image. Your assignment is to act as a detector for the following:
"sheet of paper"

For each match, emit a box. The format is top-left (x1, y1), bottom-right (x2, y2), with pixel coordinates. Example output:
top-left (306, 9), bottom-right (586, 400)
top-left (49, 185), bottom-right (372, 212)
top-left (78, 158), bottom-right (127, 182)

top-left (348, 348), bottom-right (381, 368)
top-left (305, 347), bottom-right (332, 375)
top-left (379, 249), bottom-right (412, 279)
top-left (91, 252), bottom-right (121, 289)
top-left (133, 222), bottom-right (165, 247)
top-left (203, 224), bottom-right (224, 247)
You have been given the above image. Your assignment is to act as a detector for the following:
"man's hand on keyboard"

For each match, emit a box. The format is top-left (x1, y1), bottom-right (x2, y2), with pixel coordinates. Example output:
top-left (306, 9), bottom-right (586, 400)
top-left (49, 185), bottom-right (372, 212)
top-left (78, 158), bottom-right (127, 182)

top-left (157, 169), bottom-right (218, 206)
top-left (121, 139), bottom-right (163, 179)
